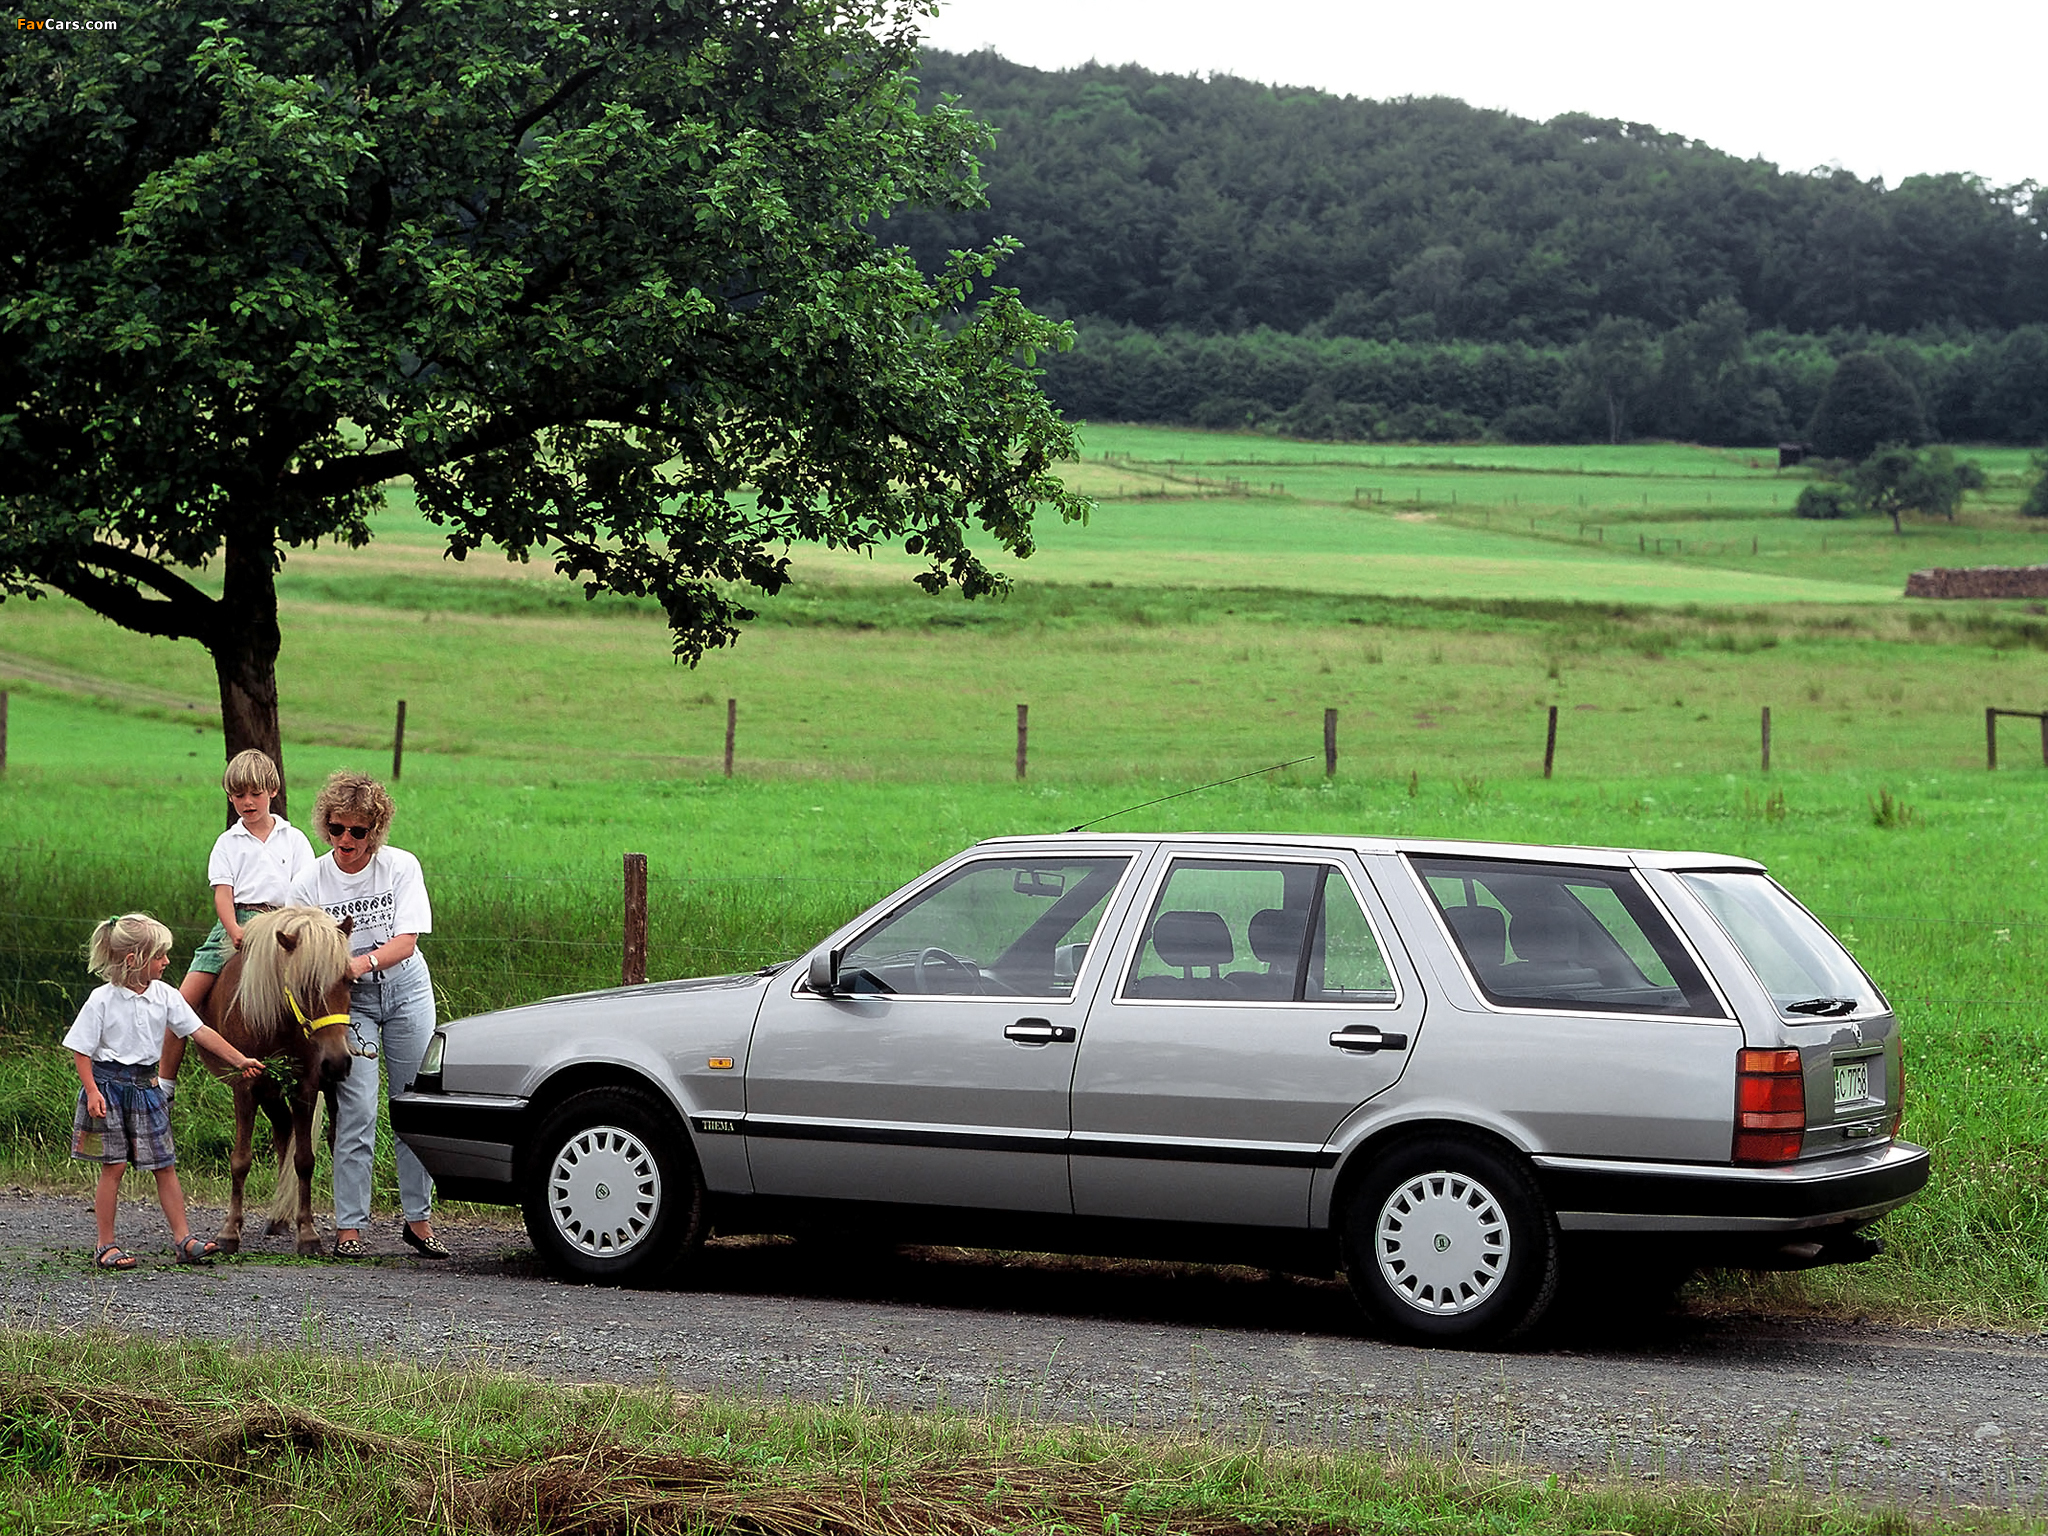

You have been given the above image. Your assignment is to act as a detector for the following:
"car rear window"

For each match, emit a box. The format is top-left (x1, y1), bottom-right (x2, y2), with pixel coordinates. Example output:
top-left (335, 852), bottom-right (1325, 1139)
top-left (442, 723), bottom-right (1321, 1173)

top-left (1411, 856), bottom-right (1723, 1018)
top-left (1679, 871), bottom-right (1884, 1017)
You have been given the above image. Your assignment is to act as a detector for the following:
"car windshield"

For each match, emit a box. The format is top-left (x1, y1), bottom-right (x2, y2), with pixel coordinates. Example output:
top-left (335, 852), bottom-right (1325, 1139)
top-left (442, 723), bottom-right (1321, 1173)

top-left (1679, 872), bottom-right (1883, 1017)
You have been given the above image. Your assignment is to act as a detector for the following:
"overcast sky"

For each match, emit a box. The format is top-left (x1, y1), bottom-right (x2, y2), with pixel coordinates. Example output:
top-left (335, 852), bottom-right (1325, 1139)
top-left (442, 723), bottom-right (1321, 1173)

top-left (921, 0), bottom-right (2045, 190)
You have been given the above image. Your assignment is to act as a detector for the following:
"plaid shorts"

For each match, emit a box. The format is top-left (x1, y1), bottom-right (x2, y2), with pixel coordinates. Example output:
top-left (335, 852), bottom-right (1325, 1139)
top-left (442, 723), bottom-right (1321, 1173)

top-left (71, 1061), bottom-right (176, 1170)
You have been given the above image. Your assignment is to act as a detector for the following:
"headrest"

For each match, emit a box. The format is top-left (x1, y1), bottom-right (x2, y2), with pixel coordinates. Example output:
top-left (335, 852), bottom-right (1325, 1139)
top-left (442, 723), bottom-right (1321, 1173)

top-left (1152, 910), bottom-right (1234, 970)
top-left (1247, 908), bottom-right (1307, 966)
top-left (1508, 905), bottom-right (1579, 962)
top-left (1443, 904), bottom-right (1507, 968)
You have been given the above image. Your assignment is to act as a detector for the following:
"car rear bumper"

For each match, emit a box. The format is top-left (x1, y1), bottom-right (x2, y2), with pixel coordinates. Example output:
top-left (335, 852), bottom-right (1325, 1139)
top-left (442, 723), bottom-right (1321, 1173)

top-left (1533, 1140), bottom-right (1930, 1233)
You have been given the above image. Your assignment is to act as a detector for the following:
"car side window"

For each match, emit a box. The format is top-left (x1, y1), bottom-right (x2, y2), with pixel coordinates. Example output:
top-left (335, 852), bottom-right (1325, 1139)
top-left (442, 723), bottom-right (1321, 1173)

top-left (1123, 858), bottom-right (1396, 1004)
top-left (1411, 855), bottom-right (1723, 1018)
top-left (839, 857), bottom-right (1130, 997)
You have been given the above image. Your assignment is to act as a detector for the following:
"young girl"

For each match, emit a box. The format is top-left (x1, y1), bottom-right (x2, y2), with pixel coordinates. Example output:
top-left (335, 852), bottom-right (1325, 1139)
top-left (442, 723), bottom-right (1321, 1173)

top-left (68, 913), bottom-right (266, 1269)
top-left (161, 749), bottom-right (315, 1093)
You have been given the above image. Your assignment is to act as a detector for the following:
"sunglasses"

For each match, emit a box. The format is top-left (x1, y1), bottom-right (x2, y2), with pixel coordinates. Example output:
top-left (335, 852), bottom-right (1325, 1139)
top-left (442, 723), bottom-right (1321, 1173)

top-left (327, 822), bottom-right (373, 841)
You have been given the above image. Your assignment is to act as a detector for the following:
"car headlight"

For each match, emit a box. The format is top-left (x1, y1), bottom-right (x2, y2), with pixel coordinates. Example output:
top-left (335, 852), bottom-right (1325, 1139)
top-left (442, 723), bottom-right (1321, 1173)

top-left (415, 1030), bottom-right (446, 1089)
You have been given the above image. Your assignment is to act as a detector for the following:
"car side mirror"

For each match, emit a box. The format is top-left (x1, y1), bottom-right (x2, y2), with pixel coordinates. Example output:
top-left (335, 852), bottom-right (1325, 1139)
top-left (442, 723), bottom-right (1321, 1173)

top-left (808, 948), bottom-right (842, 996)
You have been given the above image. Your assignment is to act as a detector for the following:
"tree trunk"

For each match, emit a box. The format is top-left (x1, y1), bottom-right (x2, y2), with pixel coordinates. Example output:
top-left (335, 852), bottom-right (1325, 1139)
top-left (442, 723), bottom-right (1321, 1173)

top-left (213, 529), bottom-right (289, 820)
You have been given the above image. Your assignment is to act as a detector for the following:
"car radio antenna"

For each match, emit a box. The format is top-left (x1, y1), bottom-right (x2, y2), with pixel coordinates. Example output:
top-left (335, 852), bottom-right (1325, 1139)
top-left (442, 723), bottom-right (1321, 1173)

top-left (1065, 754), bottom-right (1318, 833)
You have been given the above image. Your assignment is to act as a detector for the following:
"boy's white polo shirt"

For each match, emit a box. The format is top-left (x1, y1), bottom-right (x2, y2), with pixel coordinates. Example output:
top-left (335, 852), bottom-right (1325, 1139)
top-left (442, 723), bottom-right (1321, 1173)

top-left (206, 816), bottom-right (317, 907)
top-left (63, 981), bottom-right (205, 1065)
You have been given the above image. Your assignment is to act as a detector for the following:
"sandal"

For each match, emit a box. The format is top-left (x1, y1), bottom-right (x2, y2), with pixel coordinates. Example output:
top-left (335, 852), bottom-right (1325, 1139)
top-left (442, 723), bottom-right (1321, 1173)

top-left (400, 1224), bottom-right (452, 1259)
top-left (174, 1235), bottom-right (219, 1265)
top-left (332, 1237), bottom-right (368, 1259)
top-left (93, 1245), bottom-right (137, 1271)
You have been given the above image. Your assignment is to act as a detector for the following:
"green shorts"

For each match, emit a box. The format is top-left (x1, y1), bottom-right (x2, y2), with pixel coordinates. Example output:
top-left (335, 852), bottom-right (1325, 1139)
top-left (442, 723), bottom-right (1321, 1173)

top-left (187, 906), bottom-right (274, 976)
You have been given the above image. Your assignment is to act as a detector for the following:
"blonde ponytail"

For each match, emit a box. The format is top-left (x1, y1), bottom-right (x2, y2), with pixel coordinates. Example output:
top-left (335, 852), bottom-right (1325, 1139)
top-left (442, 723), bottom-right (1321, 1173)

top-left (86, 913), bottom-right (174, 985)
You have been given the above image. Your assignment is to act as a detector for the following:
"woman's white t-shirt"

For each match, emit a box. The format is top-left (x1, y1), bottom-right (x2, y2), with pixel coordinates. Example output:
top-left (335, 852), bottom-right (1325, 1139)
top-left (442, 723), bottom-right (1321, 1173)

top-left (206, 816), bottom-right (317, 907)
top-left (64, 982), bottom-right (205, 1065)
top-left (290, 848), bottom-right (433, 957)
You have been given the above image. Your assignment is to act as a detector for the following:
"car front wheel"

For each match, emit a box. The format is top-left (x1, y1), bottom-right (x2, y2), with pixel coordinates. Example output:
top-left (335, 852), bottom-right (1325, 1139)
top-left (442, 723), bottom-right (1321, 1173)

top-left (1340, 1134), bottom-right (1558, 1347)
top-left (521, 1086), bottom-right (706, 1286)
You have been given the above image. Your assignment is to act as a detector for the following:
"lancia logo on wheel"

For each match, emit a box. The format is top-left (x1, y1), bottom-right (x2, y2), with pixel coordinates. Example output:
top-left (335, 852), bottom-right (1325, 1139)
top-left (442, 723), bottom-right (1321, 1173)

top-left (1434, 1233), bottom-right (1452, 1252)
top-left (594, 1182), bottom-right (611, 1200)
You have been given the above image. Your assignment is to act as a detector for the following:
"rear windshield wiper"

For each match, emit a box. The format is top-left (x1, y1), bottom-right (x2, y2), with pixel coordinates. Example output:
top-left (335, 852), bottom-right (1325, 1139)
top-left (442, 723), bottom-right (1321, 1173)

top-left (1783, 996), bottom-right (1858, 1016)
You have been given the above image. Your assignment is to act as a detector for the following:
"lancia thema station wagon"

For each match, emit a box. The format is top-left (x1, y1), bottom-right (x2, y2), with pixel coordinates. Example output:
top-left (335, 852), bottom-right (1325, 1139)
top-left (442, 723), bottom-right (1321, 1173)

top-left (392, 835), bottom-right (1928, 1345)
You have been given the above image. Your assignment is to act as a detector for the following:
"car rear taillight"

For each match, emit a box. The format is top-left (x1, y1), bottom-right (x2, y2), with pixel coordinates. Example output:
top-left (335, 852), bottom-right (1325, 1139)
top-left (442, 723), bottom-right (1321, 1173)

top-left (1891, 1044), bottom-right (1906, 1138)
top-left (1735, 1047), bottom-right (1806, 1165)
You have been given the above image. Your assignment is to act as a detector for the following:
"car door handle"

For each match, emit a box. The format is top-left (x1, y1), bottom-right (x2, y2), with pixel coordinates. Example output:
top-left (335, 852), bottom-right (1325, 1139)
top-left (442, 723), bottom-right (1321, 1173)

top-left (1005, 1019), bottom-right (1077, 1045)
top-left (1329, 1027), bottom-right (1408, 1053)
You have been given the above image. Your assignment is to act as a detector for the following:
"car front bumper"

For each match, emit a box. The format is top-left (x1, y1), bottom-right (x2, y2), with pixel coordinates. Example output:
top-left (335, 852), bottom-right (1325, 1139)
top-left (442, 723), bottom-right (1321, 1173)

top-left (390, 1090), bottom-right (527, 1203)
top-left (1533, 1139), bottom-right (1930, 1233)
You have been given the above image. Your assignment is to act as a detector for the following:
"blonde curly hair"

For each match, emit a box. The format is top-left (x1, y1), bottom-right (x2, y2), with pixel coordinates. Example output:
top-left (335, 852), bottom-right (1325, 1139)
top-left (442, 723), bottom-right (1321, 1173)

top-left (311, 771), bottom-right (396, 855)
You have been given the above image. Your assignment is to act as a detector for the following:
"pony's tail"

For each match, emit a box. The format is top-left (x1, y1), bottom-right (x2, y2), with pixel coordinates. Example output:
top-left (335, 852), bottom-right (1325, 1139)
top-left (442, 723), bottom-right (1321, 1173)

top-left (265, 1096), bottom-right (326, 1229)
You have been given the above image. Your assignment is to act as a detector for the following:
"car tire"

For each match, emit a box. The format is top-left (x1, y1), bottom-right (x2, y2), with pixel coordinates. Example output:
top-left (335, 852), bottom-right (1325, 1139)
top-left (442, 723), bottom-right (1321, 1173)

top-left (521, 1086), bottom-right (706, 1286)
top-left (1340, 1134), bottom-right (1559, 1347)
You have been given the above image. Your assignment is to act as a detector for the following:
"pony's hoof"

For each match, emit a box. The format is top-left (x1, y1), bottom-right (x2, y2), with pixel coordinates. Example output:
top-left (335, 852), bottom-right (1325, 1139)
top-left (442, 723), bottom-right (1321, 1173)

top-left (264, 1220), bottom-right (292, 1238)
top-left (295, 1236), bottom-right (324, 1258)
top-left (215, 1236), bottom-right (241, 1256)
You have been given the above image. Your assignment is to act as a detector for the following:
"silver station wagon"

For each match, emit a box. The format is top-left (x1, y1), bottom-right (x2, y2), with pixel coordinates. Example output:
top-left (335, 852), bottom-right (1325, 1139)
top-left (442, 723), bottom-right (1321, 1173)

top-left (393, 834), bottom-right (1929, 1344)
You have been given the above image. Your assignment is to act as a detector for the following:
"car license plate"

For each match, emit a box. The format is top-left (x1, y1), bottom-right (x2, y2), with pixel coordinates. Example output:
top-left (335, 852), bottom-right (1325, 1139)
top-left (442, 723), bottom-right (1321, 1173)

top-left (1835, 1061), bottom-right (1870, 1105)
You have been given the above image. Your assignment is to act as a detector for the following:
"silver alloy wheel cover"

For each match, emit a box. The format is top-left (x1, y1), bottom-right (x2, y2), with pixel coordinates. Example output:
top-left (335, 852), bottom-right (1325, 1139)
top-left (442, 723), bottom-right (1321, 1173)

top-left (1374, 1169), bottom-right (1510, 1315)
top-left (548, 1124), bottom-right (662, 1258)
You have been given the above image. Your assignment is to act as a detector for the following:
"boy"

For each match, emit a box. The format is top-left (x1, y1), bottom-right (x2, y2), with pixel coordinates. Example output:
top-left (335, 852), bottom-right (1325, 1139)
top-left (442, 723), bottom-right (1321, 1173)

top-left (160, 750), bottom-right (316, 1093)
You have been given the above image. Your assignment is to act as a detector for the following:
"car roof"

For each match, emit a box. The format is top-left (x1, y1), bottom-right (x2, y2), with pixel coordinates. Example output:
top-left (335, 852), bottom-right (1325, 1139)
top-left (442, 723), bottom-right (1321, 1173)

top-left (969, 831), bottom-right (1765, 873)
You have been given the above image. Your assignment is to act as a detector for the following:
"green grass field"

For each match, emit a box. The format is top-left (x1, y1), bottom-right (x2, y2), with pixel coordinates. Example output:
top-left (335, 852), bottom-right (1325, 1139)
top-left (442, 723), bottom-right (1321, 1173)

top-left (3, 423), bottom-right (2048, 1329)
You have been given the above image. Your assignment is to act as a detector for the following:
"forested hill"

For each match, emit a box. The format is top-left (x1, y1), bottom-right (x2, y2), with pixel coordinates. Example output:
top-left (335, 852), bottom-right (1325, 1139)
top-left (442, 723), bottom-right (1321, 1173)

top-left (898, 51), bottom-right (2046, 344)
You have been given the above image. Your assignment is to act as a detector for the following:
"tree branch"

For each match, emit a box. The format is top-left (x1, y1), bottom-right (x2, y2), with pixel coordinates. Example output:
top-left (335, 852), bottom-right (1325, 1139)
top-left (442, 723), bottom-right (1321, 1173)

top-left (41, 551), bottom-right (218, 644)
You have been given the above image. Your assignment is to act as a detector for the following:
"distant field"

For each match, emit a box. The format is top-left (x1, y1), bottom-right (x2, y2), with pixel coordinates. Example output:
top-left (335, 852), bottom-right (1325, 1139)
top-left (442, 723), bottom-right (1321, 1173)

top-left (335, 425), bottom-right (2045, 606)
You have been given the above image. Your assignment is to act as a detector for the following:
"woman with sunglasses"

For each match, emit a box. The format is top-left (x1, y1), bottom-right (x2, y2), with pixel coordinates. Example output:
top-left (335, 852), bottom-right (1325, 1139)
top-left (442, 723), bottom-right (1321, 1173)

top-left (289, 770), bottom-right (449, 1260)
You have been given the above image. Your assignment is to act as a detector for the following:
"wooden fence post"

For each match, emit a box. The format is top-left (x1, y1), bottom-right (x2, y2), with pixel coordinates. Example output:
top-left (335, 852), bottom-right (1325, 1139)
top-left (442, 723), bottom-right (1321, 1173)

top-left (622, 852), bottom-right (648, 986)
top-left (1761, 706), bottom-right (1771, 773)
top-left (1324, 708), bottom-right (1338, 778)
top-left (391, 699), bottom-right (407, 781)
top-left (1988, 706), bottom-right (1998, 771)
top-left (1016, 703), bottom-right (1028, 781)
top-left (724, 698), bottom-right (736, 778)
top-left (1543, 705), bottom-right (1558, 779)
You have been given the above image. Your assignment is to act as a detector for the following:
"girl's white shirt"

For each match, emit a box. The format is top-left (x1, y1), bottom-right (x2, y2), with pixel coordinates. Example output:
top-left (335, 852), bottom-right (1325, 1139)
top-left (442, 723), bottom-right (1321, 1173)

top-left (291, 847), bottom-right (433, 958)
top-left (63, 981), bottom-right (205, 1065)
top-left (206, 815), bottom-right (317, 907)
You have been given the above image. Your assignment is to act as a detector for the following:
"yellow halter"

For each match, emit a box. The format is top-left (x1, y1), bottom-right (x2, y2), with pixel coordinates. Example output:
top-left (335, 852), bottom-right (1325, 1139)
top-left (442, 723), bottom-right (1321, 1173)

top-left (285, 989), bottom-right (351, 1036)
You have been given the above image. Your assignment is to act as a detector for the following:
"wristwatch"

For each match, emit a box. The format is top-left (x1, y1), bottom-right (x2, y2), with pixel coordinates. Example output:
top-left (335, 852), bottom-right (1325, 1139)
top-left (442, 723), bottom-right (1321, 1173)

top-left (367, 952), bottom-right (381, 974)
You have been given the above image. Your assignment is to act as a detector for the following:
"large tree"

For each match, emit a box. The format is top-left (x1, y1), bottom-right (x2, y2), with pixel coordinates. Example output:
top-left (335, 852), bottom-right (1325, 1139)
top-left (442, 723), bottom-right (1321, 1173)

top-left (0, 0), bottom-right (1086, 807)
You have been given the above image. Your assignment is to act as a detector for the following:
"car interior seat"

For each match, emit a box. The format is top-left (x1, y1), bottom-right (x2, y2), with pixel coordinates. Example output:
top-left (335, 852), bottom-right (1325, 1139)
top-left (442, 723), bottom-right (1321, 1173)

top-left (1227, 907), bottom-right (1306, 999)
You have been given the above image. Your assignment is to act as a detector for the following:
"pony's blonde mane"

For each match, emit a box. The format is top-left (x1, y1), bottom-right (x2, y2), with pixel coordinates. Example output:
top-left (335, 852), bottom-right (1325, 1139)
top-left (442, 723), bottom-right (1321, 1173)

top-left (236, 907), bottom-right (351, 1028)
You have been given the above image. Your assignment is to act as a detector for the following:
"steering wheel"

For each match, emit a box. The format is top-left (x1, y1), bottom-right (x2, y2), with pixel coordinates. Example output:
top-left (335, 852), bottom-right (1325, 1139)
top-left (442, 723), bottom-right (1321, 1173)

top-left (914, 947), bottom-right (978, 993)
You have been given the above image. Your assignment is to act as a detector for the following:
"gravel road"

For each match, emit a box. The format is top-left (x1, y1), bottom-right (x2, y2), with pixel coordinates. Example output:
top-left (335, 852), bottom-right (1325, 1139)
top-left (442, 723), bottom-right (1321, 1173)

top-left (4, 1189), bottom-right (2042, 1512)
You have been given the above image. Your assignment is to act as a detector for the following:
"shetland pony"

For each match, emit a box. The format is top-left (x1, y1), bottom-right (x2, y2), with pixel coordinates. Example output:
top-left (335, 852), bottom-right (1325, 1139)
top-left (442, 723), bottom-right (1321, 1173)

top-left (198, 907), bottom-right (358, 1256)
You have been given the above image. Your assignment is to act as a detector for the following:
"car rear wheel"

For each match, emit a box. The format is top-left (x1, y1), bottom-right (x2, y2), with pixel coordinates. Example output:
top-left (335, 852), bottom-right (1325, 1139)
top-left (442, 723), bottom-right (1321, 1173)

top-left (1341, 1134), bottom-right (1558, 1347)
top-left (521, 1086), bottom-right (705, 1286)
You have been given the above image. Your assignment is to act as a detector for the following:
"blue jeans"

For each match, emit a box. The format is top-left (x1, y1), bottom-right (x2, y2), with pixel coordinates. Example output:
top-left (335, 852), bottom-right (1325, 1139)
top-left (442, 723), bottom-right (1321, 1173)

top-left (332, 954), bottom-right (436, 1230)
